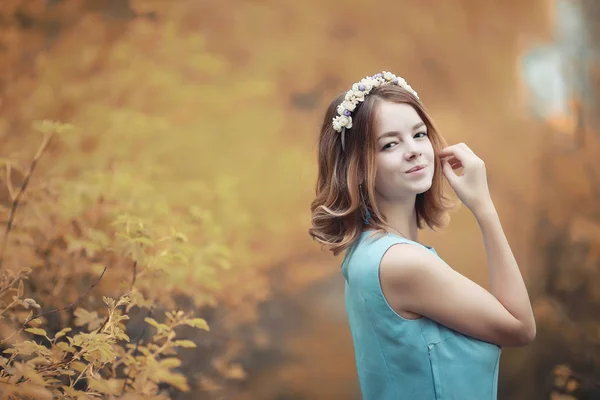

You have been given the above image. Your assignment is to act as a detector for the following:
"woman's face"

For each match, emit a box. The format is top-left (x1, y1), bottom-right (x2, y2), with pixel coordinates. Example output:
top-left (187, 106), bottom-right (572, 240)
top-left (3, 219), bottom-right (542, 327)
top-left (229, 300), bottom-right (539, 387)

top-left (373, 101), bottom-right (435, 201)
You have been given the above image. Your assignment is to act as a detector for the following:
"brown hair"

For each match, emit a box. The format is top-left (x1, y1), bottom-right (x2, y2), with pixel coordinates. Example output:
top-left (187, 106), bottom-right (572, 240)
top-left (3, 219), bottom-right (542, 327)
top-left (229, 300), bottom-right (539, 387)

top-left (308, 84), bottom-right (453, 256)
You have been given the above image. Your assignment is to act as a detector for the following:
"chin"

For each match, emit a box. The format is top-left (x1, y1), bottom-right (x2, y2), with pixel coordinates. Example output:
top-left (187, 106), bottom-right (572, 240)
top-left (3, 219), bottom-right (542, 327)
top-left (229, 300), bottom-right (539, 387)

top-left (379, 177), bottom-right (433, 199)
top-left (412, 180), bottom-right (433, 195)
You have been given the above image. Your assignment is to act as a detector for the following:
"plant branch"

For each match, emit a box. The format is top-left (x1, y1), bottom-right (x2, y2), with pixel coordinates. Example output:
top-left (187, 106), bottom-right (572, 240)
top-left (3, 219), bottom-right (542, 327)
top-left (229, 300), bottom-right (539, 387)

top-left (0, 132), bottom-right (54, 269)
top-left (1, 265), bottom-right (108, 345)
top-left (129, 260), bottom-right (137, 291)
top-left (0, 272), bottom-right (23, 299)
top-left (24, 265), bottom-right (108, 326)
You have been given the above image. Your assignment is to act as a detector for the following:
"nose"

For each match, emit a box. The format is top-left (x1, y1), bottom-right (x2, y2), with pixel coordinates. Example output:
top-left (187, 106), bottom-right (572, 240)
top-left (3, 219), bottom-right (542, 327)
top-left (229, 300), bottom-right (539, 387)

top-left (404, 141), bottom-right (421, 161)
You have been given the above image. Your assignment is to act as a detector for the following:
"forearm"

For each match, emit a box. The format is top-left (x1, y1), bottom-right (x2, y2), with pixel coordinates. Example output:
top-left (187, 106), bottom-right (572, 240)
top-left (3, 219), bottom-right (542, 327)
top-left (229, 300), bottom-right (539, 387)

top-left (475, 204), bottom-right (536, 333)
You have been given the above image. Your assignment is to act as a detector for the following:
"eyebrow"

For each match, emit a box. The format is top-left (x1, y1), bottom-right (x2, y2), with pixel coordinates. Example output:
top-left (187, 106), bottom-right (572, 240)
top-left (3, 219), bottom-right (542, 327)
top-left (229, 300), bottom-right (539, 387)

top-left (378, 122), bottom-right (426, 140)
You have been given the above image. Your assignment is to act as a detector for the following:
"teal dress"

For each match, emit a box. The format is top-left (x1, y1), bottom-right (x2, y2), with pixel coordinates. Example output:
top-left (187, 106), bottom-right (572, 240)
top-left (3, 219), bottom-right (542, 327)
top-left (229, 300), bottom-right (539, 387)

top-left (341, 231), bottom-right (501, 400)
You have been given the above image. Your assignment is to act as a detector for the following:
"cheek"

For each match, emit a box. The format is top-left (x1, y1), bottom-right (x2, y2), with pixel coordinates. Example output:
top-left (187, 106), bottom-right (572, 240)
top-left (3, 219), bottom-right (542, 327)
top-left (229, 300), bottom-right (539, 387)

top-left (423, 141), bottom-right (435, 159)
top-left (376, 154), bottom-right (402, 177)
top-left (374, 158), bottom-right (396, 190)
top-left (375, 156), bottom-right (406, 191)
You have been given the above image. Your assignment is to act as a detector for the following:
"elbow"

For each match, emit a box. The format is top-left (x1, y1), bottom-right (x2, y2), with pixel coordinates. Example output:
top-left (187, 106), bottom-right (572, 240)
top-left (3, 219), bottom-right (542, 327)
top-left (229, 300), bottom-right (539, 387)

top-left (518, 325), bottom-right (536, 346)
top-left (509, 323), bottom-right (536, 347)
top-left (498, 321), bottom-right (536, 347)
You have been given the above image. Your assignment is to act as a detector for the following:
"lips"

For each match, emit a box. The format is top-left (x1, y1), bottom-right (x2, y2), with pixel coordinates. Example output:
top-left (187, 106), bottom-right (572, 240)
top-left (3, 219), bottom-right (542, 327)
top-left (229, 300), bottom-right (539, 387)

top-left (405, 164), bottom-right (426, 173)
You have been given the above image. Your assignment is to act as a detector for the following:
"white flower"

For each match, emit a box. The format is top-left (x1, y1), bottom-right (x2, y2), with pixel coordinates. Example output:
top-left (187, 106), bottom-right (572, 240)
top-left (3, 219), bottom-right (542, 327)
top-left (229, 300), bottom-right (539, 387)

top-left (359, 78), bottom-right (374, 91)
top-left (403, 84), bottom-right (419, 98)
top-left (383, 71), bottom-right (396, 81)
top-left (333, 72), bottom-right (419, 133)
top-left (342, 100), bottom-right (357, 112)
top-left (353, 90), bottom-right (365, 101)
top-left (332, 117), bottom-right (343, 132)
top-left (340, 115), bottom-right (352, 129)
top-left (332, 115), bottom-right (352, 132)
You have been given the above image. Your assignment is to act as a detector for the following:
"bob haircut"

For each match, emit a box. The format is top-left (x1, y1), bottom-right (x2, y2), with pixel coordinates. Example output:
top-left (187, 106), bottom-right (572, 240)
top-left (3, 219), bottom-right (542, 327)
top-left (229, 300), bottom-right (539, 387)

top-left (309, 84), bottom-right (453, 256)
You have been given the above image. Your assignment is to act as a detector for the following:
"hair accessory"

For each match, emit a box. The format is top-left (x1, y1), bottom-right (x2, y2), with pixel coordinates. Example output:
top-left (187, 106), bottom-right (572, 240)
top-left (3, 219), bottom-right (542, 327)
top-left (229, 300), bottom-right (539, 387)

top-left (333, 71), bottom-right (419, 150)
top-left (364, 209), bottom-right (372, 225)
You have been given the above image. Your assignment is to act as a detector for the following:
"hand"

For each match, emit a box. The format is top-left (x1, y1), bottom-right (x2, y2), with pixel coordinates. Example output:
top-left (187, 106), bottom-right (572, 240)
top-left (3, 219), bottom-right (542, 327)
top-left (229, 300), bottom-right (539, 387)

top-left (438, 143), bottom-right (494, 216)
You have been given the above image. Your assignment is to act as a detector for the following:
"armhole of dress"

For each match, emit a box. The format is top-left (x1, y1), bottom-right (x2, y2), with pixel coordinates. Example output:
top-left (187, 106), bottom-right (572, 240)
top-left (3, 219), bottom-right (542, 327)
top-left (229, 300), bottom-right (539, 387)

top-left (371, 238), bottom-right (424, 322)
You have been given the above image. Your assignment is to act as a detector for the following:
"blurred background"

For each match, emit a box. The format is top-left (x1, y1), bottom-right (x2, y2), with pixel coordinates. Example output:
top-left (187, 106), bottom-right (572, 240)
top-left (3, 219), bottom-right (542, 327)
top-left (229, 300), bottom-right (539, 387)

top-left (0, 0), bottom-right (599, 399)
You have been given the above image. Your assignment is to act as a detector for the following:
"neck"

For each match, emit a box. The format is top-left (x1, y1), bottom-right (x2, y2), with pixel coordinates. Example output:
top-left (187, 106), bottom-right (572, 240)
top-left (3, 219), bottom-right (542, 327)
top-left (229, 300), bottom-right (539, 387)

top-left (374, 194), bottom-right (419, 241)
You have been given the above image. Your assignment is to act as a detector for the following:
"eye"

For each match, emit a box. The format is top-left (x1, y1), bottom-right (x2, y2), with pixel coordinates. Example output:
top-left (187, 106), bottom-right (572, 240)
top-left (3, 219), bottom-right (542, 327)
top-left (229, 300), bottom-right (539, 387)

top-left (382, 142), bottom-right (398, 151)
top-left (415, 131), bottom-right (428, 138)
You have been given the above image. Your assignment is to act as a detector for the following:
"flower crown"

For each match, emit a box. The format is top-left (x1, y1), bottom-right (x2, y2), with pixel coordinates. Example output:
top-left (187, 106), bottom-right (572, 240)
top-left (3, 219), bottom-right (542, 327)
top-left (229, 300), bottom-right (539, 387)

top-left (332, 71), bottom-right (419, 150)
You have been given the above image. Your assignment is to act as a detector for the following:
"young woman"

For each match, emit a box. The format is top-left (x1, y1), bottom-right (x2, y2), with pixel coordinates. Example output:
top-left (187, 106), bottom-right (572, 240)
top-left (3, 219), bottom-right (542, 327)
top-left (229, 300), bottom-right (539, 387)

top-left (309, 72), bottom-right (536, 399)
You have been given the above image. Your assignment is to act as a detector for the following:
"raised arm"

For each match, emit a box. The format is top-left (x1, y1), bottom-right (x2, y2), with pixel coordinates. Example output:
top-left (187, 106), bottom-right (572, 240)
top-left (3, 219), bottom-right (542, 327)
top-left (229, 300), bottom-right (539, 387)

top-left (380, 142), bottom-right (536, 347)
top-left (380, 241), bottom-right (535, 347)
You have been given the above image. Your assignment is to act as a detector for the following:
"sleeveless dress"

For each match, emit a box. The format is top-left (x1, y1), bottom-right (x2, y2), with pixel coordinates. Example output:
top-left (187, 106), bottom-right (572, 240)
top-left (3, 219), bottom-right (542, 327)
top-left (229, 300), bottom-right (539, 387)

top-left (341, 230), bottom-right (501, 400)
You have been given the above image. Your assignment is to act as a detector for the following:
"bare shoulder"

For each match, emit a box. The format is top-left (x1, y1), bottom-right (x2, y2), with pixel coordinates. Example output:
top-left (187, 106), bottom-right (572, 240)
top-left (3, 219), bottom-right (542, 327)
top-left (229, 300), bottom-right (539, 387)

top-left (380, 242), bottom-right (450, 287)
top-left (379, 240), bottom-right (534, 346)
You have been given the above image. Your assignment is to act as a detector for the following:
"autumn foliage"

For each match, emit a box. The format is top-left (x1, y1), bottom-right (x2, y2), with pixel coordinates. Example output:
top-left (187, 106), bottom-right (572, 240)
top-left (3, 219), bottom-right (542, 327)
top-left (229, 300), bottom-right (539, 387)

top-left (0, 122), bottom-right (214, 399)
top-left (0, 0), bottom-right (302, 397)
top-left (1, 0), bottom-right (599, 399)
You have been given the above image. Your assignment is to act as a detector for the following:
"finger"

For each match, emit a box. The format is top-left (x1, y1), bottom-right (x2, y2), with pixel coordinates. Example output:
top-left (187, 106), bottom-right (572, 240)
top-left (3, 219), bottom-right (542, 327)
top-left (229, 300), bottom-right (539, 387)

top-left (439, 146), bottom-right (471, 165)
top-left (438, 144), bottom-right (468, 158)
top-left (442, 159), bottom-right (458, 183)
top-left (437, 144), bottom-right (461, 158)
top-left (440, 154), bottom-right (461, 165)
top-left (441, 156), bottom-right (461, 165)
top-left (458, 142), bottom-right (477, 157)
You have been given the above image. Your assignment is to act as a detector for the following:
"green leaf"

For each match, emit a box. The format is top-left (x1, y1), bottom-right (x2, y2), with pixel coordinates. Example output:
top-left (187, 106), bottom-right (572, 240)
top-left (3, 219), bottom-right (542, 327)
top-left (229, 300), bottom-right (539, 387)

top-left (88, 378), bottom-right (121, 395)
top-left (11, 340), bottom-right (51, 356)
top-left (159, 358), bottom-right (182, 369)
top-left (54, 327), bottom-right (72, 339)
top-left (144, 317), bottom-right (161, 329)
top-left (185, 318), bottom-right (209, 331)
top-left (74, 308), bottom-right (102, 330)
top-left (103, 296), bottom-right (116, 308)
top-left (116, 296), bottom-right (131, 307)
top-left (172, 340), bottom-right (196, 348)
top-left (56, 342), bottom-right (75, 353)
top-left (145, 317), bottom-right (170, 332)
top-left (116, 331), bottom-right (130, 341)
top-left (153, 370), bottom-right (190, 392)
top-left (25, 328), bottom-right (47, 337)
